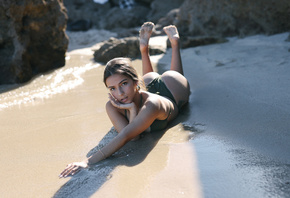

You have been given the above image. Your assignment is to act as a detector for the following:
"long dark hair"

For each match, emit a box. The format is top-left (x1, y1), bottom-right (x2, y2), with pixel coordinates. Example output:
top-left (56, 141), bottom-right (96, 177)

top-left (103, 57), bottom-right (144, 89)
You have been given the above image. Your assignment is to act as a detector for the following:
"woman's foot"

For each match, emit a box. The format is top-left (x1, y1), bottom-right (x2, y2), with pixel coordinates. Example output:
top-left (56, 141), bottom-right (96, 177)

top-left (139, 22), bottom-right (154, 52)
top-left (163, 25), bottom-right (180, 47)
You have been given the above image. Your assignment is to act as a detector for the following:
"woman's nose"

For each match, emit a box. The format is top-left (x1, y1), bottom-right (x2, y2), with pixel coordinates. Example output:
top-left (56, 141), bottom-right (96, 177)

top-left (118, 87), bottom-right (124, 95)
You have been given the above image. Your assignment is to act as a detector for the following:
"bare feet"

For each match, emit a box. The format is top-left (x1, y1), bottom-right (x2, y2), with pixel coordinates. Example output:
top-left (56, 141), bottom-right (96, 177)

top-left (139, 22), bottom-right (154, 51)
top-left (163, 25), bottom-right (180, 47)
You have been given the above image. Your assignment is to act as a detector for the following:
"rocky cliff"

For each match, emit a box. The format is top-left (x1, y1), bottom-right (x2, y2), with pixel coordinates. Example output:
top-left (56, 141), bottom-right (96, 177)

top-left (1, 0), bottom-right (289, 85)
top-left (65, 0), bottom-right (289, 37)
top-left (0, 0), bottom-right (68, 85)
top-left (176, 0), bottom-right (290, 37)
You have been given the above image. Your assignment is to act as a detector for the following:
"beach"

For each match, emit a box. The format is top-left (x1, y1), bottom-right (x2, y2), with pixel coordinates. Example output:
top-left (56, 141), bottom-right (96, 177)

top-left (0, 30), bottom-right (289, 197)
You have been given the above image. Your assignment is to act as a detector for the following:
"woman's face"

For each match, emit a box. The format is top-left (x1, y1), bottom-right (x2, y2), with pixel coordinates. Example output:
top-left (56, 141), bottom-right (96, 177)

top-left (106, 74), bottom-right (137, 104)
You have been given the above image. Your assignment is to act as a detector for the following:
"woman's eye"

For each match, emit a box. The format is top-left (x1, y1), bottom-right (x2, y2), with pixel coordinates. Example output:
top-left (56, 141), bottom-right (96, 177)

top-left (122, 82), bottom-right (128, 86)
top-left (109, 88), bottom-right (115, 91)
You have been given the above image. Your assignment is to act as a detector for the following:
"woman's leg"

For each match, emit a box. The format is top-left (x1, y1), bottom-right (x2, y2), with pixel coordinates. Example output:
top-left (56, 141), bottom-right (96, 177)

top-left (139, 22), bottom-right (154, 75)
top-left (163, 25), bottom-right (183, 75)
top-left (161, 25), bottom-right (189, 109)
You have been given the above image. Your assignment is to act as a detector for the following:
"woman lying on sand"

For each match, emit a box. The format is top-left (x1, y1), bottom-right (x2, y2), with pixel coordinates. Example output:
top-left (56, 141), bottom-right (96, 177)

top-left (59, 22), bottom-right (190, 178)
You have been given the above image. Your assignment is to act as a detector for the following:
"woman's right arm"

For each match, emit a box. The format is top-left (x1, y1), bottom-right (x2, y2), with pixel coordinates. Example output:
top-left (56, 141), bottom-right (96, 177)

top-left (59, 99), bottom-right (160, 178)
top-left (85, 100), bottom-right (159, 164)
top-left (59, 97), bottom-right (140, 178)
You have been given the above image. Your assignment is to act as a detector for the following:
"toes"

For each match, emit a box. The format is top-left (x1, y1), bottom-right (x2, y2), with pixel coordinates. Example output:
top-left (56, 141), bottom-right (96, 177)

top-left (140, 22), bottom-right (155, 34)
top-left (139, 22), bottom-right (155, 46)
top-left (142, 22), bottom-right (154, 29)
top-left (163, 25), bottom-right (179, 39)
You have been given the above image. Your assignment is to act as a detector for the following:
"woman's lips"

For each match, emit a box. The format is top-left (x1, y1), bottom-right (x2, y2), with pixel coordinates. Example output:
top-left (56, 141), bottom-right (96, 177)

top-left (120, 97), bottom-right (128, 103)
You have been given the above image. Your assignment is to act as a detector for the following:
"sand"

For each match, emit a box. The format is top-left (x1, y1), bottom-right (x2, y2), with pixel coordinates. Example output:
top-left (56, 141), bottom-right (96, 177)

top-left (0, 30), bottom-right (289, 198)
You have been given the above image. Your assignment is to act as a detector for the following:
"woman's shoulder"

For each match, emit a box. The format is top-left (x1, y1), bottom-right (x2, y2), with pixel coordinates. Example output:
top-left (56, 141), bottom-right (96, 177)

top-left (142, 91), bottom-right (160, 101)
top-left (141, 91), bottom-right (167, 110)
top-left (141, 91), bottom-right (173, 120)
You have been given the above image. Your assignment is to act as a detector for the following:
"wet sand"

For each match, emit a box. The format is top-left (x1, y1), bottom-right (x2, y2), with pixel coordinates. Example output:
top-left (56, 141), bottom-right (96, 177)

top-left (172, 32), bottom-right (290, 197)
top-left (0, 35), bottom-right (202, 197)
top-left (1, 31), bottom-right (290, 197)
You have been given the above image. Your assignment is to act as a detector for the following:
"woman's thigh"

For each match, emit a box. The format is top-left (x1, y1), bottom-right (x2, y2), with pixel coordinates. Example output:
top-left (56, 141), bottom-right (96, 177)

top-left (161, 71), bottom-right (190, 108)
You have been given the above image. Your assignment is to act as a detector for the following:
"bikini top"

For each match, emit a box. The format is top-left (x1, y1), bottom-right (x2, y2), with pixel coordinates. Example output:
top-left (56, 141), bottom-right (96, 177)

top-left (149, 109), bottom-right (171, 131)
top-left (124, 94), bottom-right (171, 132)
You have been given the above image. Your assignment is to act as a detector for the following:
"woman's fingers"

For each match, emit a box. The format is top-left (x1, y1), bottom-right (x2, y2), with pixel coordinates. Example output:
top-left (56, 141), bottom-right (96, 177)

top-left (59, 164), bottom-right (72, 178)
top-left (108, 93), bottom-right (135, 110)
top-left (108, 94), bottom-right (120, 107)
top-left (59, 165), bottom-right (72, 178)
top-left (65, 165), bottom-right (80, 177)
top-left (59, 164), bottom-right (81, 178)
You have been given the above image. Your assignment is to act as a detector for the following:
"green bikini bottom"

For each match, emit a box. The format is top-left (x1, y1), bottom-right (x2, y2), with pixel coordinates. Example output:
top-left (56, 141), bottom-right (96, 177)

top-left (146, 77), bottom-right (177, 131)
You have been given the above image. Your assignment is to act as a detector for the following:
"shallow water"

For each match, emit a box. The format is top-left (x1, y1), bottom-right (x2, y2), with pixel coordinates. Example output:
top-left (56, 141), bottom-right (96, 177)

top-left (0, 51), bottom-right (108, 197)
top-left (0, 55), bottom-right (100, 110)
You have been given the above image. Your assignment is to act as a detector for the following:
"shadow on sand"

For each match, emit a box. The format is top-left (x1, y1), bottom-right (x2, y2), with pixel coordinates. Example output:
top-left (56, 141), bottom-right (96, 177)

top-left (53, 104), bottom-right (193, 198)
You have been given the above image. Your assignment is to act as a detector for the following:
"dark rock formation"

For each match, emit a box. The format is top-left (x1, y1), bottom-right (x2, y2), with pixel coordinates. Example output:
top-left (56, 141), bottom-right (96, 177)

top-left (100, 5), bottom-right (150, 30)
top-left (0, 0), bottom-right (68, 85)
top-left (176, 0), bottom-right (290, 37)
top-left (64, 0), bottom-right (289, 38)
top-left (63, 0), bottom-right (109, 29)
top-left (146, 0), bottom-right (184, 23)
top-left (67, 19), bottom-right (92, 31)
top-left (93, 36), bottom-right (165, 63)
top-left (63, 0), bottom-right (184, 31)
top-left (155, 9), bottom-right (180, 32)
top-left (286, 33), bottom-right (290, 42)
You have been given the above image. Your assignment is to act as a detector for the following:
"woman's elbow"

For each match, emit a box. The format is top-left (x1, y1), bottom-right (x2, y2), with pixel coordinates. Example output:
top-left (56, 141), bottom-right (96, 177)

top-left (105, 101), bottom-right (112, 113)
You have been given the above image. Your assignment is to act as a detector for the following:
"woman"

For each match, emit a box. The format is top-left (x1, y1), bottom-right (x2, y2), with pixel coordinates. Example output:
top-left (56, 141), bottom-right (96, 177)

top-left (59, 22), bottom-right (190, 178)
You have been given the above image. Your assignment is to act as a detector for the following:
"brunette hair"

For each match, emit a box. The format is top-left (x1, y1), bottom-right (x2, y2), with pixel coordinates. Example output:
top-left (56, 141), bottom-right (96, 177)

top-left (103, 57), bottom-right (144, 89)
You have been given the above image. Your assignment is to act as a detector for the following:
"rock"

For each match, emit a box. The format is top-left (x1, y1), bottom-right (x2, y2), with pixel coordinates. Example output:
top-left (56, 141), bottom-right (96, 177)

top-left (176, 0), bottom-right (290, 37)
top-left (93, 36), bottom-right (165, 63)
top-left (64, 0), bottom-right (150, 30)
top-left (67, 19), bottom-right (92, 31)
top-left (94, 37), bottom-right (131, 63)
top-left (113, 28), bottom-right (140, 38)
top-left (0, 0), bottom-right (68, 85)
top-left (286, 33), bottom-right (290, 42)
top-left (178, 36), bottom-right (228, 49)
top-left (135, 0), bottom-right (154, 5)
top-left (108, 0), bottom-right (120, 7)
top-left (147, 0), bottom-right (184, 23)
top-left (63, 0), bottom-right (183, 30)
top-left (63, 0), bottom-right (110, 29)
top-left (64, 0), bottom-right (290, 38)
top-left (156, 9), bottom-right (180, 33)
top-left (100, 5), bottom-right (150, 30)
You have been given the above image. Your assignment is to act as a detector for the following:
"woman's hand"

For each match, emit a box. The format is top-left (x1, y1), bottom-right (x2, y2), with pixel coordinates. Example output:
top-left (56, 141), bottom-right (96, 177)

top-left (108, 94), bottom-right (136, 111)
top-left (109, 93), bottom-right (138, 124)
top-left (59, 161), bottom-right (88, 178)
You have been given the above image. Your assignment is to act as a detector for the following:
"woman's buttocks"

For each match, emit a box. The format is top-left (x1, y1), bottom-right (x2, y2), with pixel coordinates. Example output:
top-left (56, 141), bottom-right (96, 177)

top-left (161, 71), bottom-right (190, 109)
